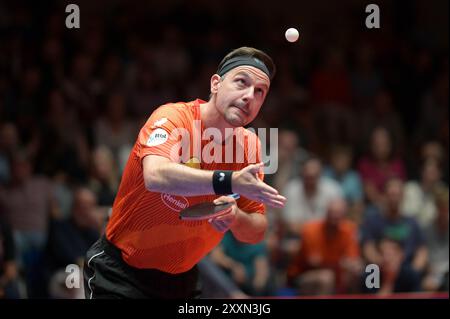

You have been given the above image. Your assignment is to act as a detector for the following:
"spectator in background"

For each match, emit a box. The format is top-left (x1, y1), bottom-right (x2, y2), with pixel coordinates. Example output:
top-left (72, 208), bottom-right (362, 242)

top-left (88, 146), bottom-right (119, 207)
top-left (420, 140), bottom-right (449, 184)
top-left (0, 217), bottom-right (21, 299)
top-left (281, 157), bottom-right (342, 235)
top-left (210, 232), bottom-right (272, 297)
top-left (45, 187), bottom-right (102, 298)
top-left (357, 126), bottom-right (406, 205)
top-left (280, 157), bottom-right (342, 274)
top-left (0, 151), bottom-right (59, 297)
top-left (359, 90), bottom-right (406, 156)
top-left (422, 187), bottom-right (449, 292)
top-left (0, 123), bottom-right (20, 185)
top-left (62, 53), bottom-right (98, 124)
top-left (94, 92), bottom-right (137, 161)
top-left (265, 128), bottom-right (310, 276)
top-left (351, 42), bottom-right (383, 108)
top-left (198, 257), bottom-right (248, 299)
top-left (34, 89), bottom-right (90, 183)
top-left (402, 159), bottom-right (448, 228)
top-left (128, 65), bottom-right (167, 121)
top-left (287, 198), bottom-right (362, 295)
top-left (97, 53), bottom-right (125, 97)
top-left (323, 144), bottom-right (364, 223)
top-left (375, 237), bottom-right (421, 295)
top-left (361, 178), bottom-right (428, 293)
top-left (421, 140), bottom-right (446, 165)
top-left (0, 151), bottom-right (58, 258)
top-left (270, 128), bottom-right (309, 192)
top-left (46, 187), bottom-right (102, 269)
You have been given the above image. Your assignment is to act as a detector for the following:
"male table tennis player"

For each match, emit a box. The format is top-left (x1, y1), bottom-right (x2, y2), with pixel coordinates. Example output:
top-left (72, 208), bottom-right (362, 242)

top-left (83, 47), bottom-right (286, 299)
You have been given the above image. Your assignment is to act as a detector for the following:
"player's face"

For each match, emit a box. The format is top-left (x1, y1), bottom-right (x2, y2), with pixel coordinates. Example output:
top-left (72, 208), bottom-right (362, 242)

top-left (213, 66), bottom-right (270, 127)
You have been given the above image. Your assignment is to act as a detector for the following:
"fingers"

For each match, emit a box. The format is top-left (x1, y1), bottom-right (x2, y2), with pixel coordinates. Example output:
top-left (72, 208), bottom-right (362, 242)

top-left (209, 213), bottom-right (235, 233)
top-left (213, 196), bottom-right (237, 205)
top-left (242, 188), bottom-right (286, 208)
top-left (257, 181), bottom-right (280, 196)
top-left (257, 197), bottom-right (286, 208)
top-left (261, 191), bottom-right (287, 202)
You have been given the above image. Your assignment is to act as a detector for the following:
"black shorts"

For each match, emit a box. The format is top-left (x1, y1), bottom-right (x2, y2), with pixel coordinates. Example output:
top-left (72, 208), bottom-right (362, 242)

top-left (83, 235), bottom-right (201, 299)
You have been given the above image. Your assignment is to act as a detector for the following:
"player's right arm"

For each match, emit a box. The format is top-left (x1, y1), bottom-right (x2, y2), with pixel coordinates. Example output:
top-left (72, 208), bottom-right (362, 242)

top-left (143, 155), bottom-right (214, 195)
top-left (143, 156), bottom-right (285, 207)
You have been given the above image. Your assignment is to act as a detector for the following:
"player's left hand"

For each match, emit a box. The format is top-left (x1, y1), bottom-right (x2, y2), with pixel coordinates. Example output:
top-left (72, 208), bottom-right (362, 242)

top-left (209, 196), bottom-right (238, 233)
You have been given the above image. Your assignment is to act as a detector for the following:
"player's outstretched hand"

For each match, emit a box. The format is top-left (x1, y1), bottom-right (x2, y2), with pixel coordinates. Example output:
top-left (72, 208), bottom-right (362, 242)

top-left (232, 163), bottom-right (286, 208)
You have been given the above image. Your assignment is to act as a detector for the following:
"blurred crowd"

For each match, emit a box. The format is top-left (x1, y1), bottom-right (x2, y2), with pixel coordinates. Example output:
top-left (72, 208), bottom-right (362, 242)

top-left (0, 0), bottom-right (448, 298)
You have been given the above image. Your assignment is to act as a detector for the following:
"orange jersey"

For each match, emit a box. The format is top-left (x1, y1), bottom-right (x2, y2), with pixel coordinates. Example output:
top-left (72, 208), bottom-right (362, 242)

top-left (106, 99), bottom-right (265, 273)
top-left (287, 220), bottom-right (360, 291)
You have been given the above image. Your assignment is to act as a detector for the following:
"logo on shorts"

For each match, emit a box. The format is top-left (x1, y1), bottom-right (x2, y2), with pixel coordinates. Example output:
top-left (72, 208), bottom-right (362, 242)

top-left (147, 128), bottom-right (169, 146)
top-left (161, 193), bottom-right (189, 212)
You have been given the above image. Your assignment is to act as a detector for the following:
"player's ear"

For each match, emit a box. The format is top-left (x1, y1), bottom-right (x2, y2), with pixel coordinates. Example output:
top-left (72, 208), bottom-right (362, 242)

top-left (210, 74), bottom-right (221, 94)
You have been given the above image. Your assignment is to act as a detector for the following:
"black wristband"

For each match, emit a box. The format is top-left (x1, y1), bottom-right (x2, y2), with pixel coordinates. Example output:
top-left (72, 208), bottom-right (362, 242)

top-left (212, 170), bottom-right (233, 195)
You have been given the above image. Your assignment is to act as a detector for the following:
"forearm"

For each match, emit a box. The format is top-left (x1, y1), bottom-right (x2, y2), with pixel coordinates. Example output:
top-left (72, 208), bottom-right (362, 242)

top-left (210, 248), bottom-right (240, 270)
top-left (253, 257), bottom-right (270, 288)
top-left (412, 247), bottom-right (428, 272)
top-left (230, 209), bottom-right (267, 244)
top-left (145, 160), bottom-right (215, 196)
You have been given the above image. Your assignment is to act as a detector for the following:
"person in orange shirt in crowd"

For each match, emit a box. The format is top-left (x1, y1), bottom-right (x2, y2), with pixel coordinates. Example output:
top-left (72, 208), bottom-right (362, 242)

top-left (287, 198), bottom-right (362, 295)
top-left (83, 47), bottom-right (286, 299)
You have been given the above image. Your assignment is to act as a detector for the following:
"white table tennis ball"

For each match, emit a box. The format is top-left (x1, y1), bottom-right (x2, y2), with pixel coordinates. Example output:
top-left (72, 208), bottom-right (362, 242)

top-left (285, 28), bottom-right (299, 43)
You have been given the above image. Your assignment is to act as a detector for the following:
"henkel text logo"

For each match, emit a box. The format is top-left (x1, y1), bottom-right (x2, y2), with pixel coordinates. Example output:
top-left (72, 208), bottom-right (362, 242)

top-left (161, 193), bottom-right (189, 212)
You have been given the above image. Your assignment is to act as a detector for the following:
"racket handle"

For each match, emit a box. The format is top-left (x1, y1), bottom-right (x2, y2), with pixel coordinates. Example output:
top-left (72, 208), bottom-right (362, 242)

top-left (228, 193), bottom-right (240, 200)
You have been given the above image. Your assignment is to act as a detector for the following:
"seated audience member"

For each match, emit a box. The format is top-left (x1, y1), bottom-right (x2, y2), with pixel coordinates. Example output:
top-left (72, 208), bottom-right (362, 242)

top-left (323, 144), bottom-right (364, 223)
top-left (281, 157), bottom-right (343, 267)
top-left (287, 198), bottom-right (362, 295)
top-left (210, 232), bottom-right (272, 297)
top-left (401, 159), bottom-right (448, 228)
top-left (45, 188), bottom-right (102, 298)
top-left (357, 126), bottom-right (406, 205)
top-left (422, 187), bottom-right (449, 292)
top-left (361, 178), bottom-right (428, 293)
top-left (282, 156), bottom-right (343, 235)
top-left (375, 237), bottom-right (422, 294)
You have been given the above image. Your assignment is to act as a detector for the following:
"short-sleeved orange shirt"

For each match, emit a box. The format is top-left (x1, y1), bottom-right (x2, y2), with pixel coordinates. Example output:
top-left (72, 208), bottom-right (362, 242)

top-left (287, 220), bottom-right (360, 292)
top-left (106, 99), bottom-right (265, 274)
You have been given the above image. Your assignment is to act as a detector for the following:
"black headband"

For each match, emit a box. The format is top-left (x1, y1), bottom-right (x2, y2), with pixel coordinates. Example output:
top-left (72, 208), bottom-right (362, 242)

top-left (217, 56), bottom-right (271, 80)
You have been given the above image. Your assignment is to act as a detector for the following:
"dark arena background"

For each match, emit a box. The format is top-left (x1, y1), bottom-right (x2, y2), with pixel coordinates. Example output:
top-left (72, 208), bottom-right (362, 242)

top-left (0, 0), bottom-right (448, 306)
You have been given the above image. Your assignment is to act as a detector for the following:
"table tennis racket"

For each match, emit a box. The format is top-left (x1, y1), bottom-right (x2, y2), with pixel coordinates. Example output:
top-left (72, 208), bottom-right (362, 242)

top-left (179, 193), bottom-right (240, 221)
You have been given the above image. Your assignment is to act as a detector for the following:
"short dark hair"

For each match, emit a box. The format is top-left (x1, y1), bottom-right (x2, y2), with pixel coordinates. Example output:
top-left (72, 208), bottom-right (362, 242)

top-left (217, 47), bottom-right (276, 81)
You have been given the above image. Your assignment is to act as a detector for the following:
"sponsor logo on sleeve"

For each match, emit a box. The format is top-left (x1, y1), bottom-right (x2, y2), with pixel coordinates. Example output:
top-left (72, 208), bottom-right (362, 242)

top-left (146, 128), bottom-right (169, 146)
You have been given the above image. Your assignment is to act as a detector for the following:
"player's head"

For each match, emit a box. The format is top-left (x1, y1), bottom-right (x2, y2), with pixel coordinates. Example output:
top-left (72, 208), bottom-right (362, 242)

top-left (209, 47), bottom-right (276, 127)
